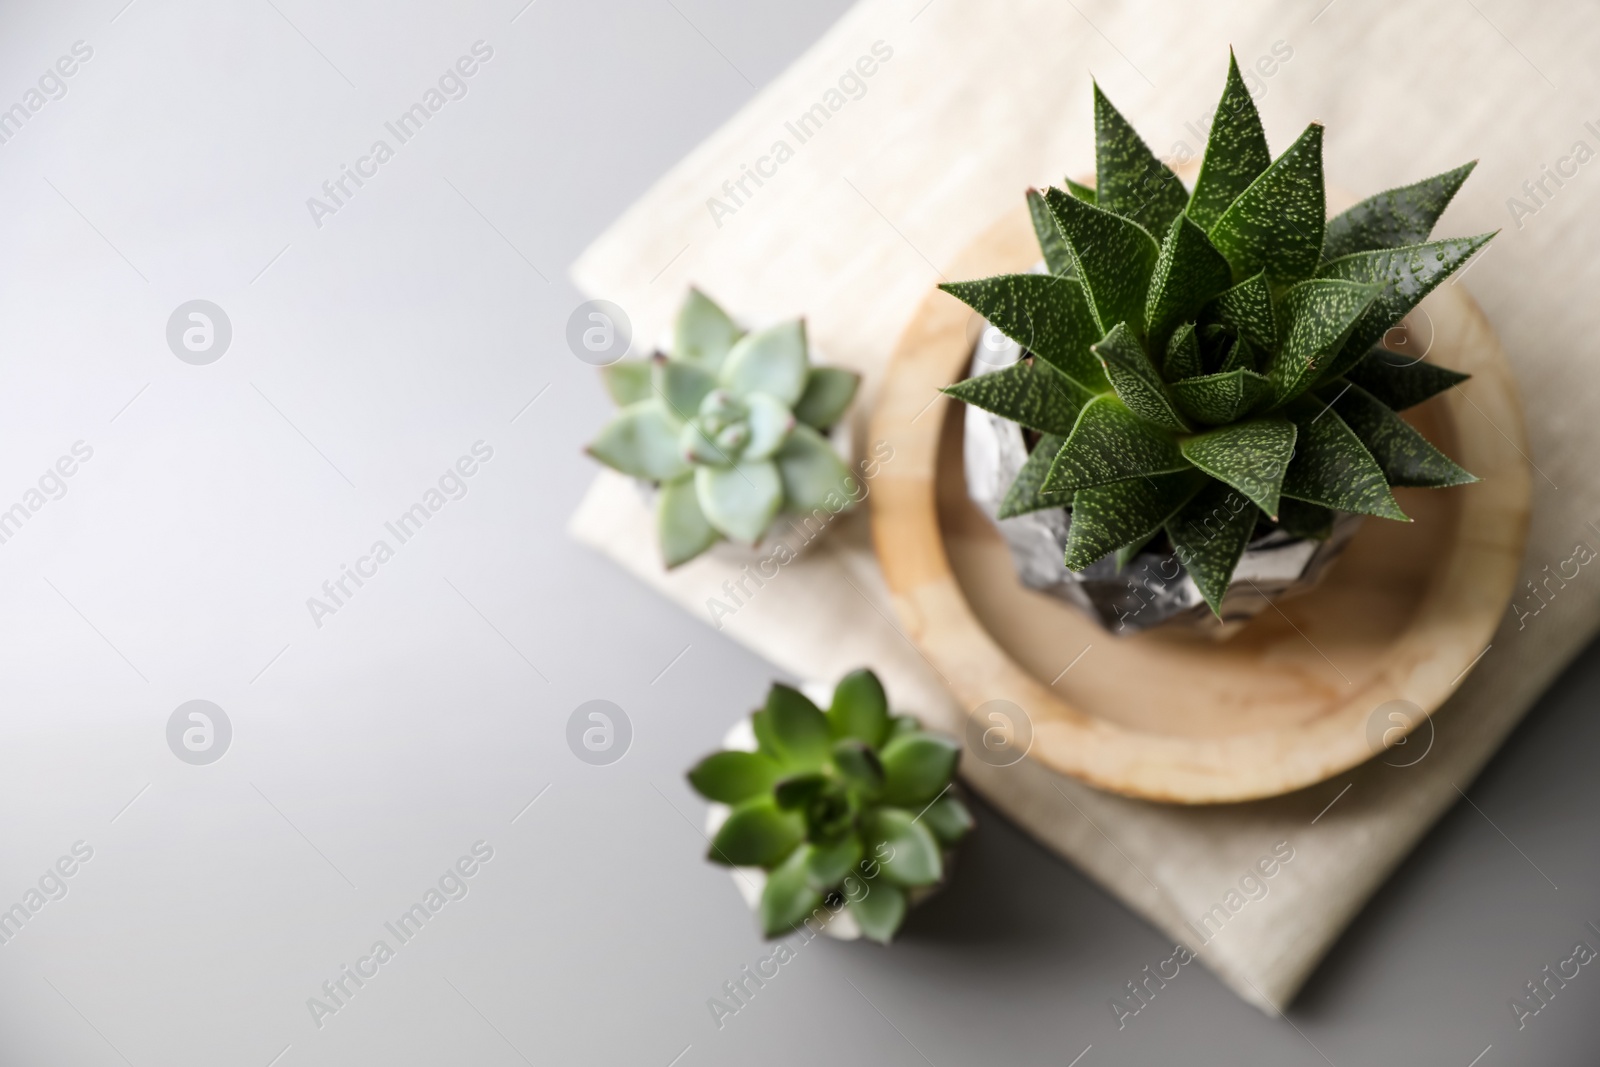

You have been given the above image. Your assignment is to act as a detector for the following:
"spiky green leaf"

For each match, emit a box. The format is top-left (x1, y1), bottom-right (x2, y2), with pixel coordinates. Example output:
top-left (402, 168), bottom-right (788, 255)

top-left (940, 274), bottom-right (1108, 391)
top-left (1164, 323), bottom-right (1203, 380)
top-left (1344, 348), bottom-right (1470, 411)
top-left (1270, 279), bottom-right (1381, 403)
top-left (1171, 368), bottom-right (1273, 425)
top-left (1146, 214), bottom-right (1235, 343)
top-left (1209, 123), bottom-right (1326, 285)
top-left (1207, 271), bottom-right (1276, 350)
top-left (1316, 234), bottom-right (1496, 381)
top-left (1064, 177), bottom-right (1097, 203)
top-left (1179, 416), bottom-right (1296, 517)
top-left (1187, 51), bottom-right (1273, 230)
top-left (1027, 187), bottom-right (1075, 276)
top-left (1282, 404), bottom-right (1408, 519)
top-left (1064, 470), bottom-right (1206, 570)
top-left (1217, 335), bottom-right (1257, 374)
top-left (1044, 186), bottom-right (1161, 337)
top-left (998, 434), bottom-right (1071, 518)
top-left (1093, 322), bottom-right (1191, 432)
top-left (1115, 531), bottom-right (1157, 570)
top-left (1167, 479), bottom-right (1260, 615)
top-left (942, 359), bottom-right (1097, 436)
top-left (1093, 82), bottom-right (1188, 235)
top-left (1322, 161), bottom-right (1477, 261)
top-left (1043, 394), bottom-right (1191, 492)
top-left (1277, 498), bottom-right (1335, 540)
top-left (1320, 381), bottom-right (1476, 487)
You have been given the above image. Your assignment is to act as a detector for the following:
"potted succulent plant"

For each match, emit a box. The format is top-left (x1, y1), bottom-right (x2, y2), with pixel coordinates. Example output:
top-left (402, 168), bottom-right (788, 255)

top-left (941, 52), bottom-right (1491, 631)
top-left (586, 288), bottom-right (861, 567)
top-left (686, 669), bottom-right (972, 943)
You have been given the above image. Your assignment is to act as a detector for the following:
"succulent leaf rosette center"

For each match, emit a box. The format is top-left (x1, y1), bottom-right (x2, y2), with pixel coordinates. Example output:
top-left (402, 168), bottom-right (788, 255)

top-left (941, 52), bottom-right (1490, 617)
top-left (686, 669), bottom-right (972, 943)
top-left (679, 388), bottom-right (793, 467)
top-left (586, 289), bottom-right (862, 567)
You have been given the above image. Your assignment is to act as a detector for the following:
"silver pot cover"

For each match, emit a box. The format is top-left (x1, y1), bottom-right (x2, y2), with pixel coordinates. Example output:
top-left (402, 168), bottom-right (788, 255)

top-left (961, 331), bottom-right (1360, 635)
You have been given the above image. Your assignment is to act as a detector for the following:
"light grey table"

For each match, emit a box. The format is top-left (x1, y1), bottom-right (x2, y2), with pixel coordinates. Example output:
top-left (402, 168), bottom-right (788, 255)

top-left (0, 1), bottom-right (1592, 1064)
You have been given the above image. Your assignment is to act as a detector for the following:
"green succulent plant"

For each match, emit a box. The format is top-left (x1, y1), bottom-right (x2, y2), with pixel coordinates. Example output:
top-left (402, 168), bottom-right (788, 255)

top-left (940, 52), bottom-right (1491, 614)
top-left (687, 669), bottom-right (972, 943)
top-left (587, 289), bottom-right (861, 567)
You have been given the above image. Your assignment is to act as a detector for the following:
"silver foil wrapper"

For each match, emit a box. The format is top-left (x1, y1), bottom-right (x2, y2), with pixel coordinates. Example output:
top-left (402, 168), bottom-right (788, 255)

top-left (962, 334), bottom-right (1360, 635)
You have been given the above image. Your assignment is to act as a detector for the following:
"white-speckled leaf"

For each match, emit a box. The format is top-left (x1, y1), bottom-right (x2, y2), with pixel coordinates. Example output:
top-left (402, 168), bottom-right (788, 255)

top-left (1064, 470), bottom-right (1206, 570)
top-left (1270, 279), bottom-right (1381, 404)
top-left (1179, 416), bottom-right (1296, 518)
top-left (1322, 162), bottom-right (1476, 262)
top-left (1282, 403), bottom-right (1408, 520)
top-left (1315, 234), bottom-right (1495, 383)
top-left (1208, 123), bottom-right (1325, 285)
top-left (1044, 187), bottom-right (1160, 337)
top-left (1094, 322), bottom-right (1190, 432)
top-left (1043, 394), bottom-right (1190, 493)
top-left (1319, 382), bottom-right (1476, 488)
top-left (1166, 479), bottom-right (1260, 615)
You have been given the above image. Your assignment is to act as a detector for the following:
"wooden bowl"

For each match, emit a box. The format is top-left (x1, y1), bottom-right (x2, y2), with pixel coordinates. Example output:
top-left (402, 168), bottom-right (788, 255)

top-left (868, 205), bottom-right (1532, 804)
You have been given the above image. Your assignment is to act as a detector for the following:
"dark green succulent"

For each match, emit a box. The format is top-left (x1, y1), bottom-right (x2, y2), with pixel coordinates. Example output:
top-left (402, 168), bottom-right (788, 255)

top-left (687, 669), bottom-right (972, 943)
top-left (940, 52), bottom-right (1491, 614)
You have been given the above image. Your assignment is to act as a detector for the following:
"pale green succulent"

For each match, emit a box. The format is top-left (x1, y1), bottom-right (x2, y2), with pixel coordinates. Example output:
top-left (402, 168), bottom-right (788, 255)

top-left (588, 289), bottom-right (861, 567)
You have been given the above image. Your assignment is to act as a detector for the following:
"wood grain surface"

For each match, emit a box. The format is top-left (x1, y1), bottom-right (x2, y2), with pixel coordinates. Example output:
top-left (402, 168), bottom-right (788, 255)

top-left (869, 204), bottom-right (1532, 803)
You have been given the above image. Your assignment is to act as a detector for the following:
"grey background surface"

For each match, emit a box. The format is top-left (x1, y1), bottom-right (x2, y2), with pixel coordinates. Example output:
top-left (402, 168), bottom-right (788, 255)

top-left (0, 1), bottom-right (1592, 1064)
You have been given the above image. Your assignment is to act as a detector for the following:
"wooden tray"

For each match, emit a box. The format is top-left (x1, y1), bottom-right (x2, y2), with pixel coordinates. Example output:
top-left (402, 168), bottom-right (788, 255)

top-left (868, 205), bottom-right (1532, 804)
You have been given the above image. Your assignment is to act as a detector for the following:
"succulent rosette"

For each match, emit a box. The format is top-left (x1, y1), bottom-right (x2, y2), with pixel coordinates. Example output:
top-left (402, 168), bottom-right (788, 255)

top-left (587, 289), bottom-right (861, 567)
top-left (687, 669), bottom-right (971, 943)
top-left (940, 52), bottom-right (1491, 614)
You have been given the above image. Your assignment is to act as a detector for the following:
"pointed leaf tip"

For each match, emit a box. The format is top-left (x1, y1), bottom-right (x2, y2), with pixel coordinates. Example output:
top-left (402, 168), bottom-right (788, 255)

top-left (1093, 81), bottom-right (1188, 236)
top-left (1209, 121), bottom-right (1326, 285)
